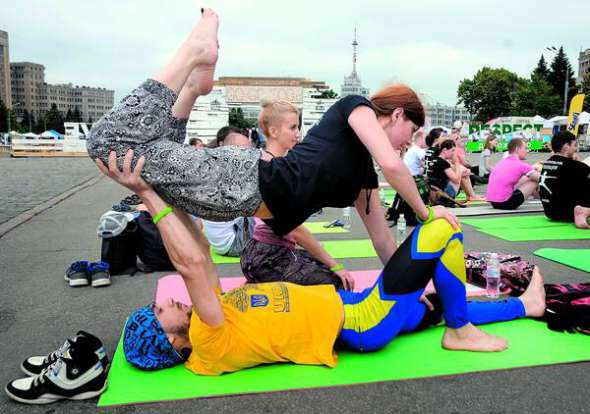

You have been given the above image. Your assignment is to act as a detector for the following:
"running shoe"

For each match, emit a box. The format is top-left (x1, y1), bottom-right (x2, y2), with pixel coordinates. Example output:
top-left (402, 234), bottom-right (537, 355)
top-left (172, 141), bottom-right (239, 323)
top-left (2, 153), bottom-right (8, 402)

top-left (64, 261), bottom-right (89, 287)
top-left (7, 336), bottom-right (108, 404)
top-left (20, 331), bottom-right (109, 376)
top-left (88, 261), bottom-right (111, 287)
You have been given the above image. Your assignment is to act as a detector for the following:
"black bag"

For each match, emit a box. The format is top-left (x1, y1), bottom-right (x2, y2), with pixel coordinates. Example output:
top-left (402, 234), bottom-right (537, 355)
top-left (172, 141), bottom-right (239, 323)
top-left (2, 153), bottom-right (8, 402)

top-left (100, 221), bottom-right (138, 275)
top-left (135, 211), bottom-right (175, 272)
top-left (544, 283), bottom-right (590, 335)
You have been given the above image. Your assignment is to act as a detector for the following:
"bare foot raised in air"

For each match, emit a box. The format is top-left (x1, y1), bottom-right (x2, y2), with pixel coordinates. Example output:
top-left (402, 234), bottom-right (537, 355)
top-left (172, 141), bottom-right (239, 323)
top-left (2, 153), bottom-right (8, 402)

top-left (442, 323), bottom-right (508, 352)
top-left (183, 8), bottom-right (219, 95)
top-left (518, 266), bottom-right (546, 317)
top-left (574, 205), bottom-right (590, 229)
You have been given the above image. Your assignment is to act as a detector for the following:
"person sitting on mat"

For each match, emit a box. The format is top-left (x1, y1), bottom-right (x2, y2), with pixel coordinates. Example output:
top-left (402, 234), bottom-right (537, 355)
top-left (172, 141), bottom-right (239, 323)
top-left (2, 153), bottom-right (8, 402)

top-left (425, 139), bottom-right (481, 201)
top-left (240, 100), bottom-right (355, 290)
top-left (485, 138), bottom-right (540, 210)
top-left (403, 128), bottom-right (427, 176)
top-left (87, 8), bottom-right (459, 272)
top-left (478, 134), bottom-right (497, 180)
top-left (200, 126), bottom-right (256, 257)
top-left (539, 131), bottom-right (590, 229)
top-left (98, 154), bottom-right (546, 374)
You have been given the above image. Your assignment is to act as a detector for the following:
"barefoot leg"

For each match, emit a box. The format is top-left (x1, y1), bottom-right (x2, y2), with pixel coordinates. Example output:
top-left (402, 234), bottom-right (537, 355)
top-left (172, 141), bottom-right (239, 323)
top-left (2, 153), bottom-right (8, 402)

top-left (517, 266), bottom-right (546, 317)
top-left (574, 205), bottom-right (590, 229)
top-left (442, 323), bottom-right (508, 352)
top-left (153, 8), bottom-right (219, 94)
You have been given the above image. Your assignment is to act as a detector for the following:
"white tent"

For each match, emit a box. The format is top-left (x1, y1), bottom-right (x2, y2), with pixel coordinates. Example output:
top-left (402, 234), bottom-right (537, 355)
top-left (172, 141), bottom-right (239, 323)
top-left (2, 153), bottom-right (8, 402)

top-left (22, 132), bottom-right (38, 139)
top-left (532, 115), bottom-right (546, 123)
top-left (578, 111), bottom-right (590, 125)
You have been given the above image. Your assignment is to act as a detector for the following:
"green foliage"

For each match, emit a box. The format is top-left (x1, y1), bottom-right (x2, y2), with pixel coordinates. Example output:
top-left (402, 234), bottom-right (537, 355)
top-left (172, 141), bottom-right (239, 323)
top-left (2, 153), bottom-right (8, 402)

top-left (547, 46), bottom-right (577, 110)
top-left (316, 89), bottom-right (339, 99)
top-left (73, 107), bottom-right (82, 122)
top-left (457, 67), bottom-right (520, 121)
top-left (44, 103), bottom-right (65, 134)
top-left (512, 74), bottom-right (562, 118)
top-left (228, 107), bottom-right (255, 129)
top-left (532, 55), bottom-right (550, 81)
top-left (0, 99), bottom-right (9, 132)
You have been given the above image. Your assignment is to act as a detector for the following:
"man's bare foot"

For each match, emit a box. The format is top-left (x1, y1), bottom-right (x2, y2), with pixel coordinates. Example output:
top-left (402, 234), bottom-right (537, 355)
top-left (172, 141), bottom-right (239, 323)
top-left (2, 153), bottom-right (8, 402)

top-left (467, 195), bottom-right (486, 201)
top-left (183, 8), bottom-right (219, 95)
top-left (442, 323), bottom-right (508, 352)
top-left (518, 266), bottom-right (546, 317)
top-left (574, 205), bottom-right (590, 229)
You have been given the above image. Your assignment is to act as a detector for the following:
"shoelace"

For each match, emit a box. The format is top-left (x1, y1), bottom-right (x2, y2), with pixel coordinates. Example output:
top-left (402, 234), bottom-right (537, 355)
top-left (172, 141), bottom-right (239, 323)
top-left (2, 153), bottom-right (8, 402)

top-left (33, 358), bottom-right (64, 387)
top-left (42, 340), bottom-right (70, 365)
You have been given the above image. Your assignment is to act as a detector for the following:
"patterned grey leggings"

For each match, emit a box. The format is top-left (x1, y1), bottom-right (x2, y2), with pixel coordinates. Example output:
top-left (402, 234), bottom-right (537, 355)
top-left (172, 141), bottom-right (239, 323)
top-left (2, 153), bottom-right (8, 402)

top-left (87, 79), bottom-right (263, 221)
top-left (240, 239), bottom-right (344, 290)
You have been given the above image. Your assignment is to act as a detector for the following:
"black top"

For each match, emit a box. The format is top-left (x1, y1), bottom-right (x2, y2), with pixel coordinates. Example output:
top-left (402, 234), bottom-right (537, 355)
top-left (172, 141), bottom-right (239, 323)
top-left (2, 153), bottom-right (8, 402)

top-left (425, 157), bottom-right (451, 190)
top-left (422, 146), bottom-right (440, 170)
top-left (258, 95), bottom-right (379, 235)
top-left (539, 154), bottom-right (590, 221)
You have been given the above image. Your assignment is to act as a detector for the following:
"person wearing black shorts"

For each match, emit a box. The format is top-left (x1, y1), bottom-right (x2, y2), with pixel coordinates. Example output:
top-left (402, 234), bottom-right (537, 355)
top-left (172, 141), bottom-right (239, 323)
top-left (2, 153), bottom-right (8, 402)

top-left (539, 131), bottom-right (590, 228)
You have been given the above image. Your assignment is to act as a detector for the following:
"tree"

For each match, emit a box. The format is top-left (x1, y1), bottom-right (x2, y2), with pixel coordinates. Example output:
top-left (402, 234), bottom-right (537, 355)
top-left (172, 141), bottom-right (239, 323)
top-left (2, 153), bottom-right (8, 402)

top-left (228, 107), bottom-right (255, 129)
top-left (73, 107), bottom-right (82, 122)
top-left (20, 109), bottom-right (34, 132)
top-left (581, 73), bottom-right (590, 110)
top-left (512, 74), bottom-right (562, 118)
top-left (547, 46), bottom-right (577, 111)
top-left (532, 55), bottom-right (550, 81)
top-left (315, 89), bottom-right (339, 99)
top-left (65, 108), bottom-right (74, 122)
top-left (457, 67), bottom-right (520, 121)
top-left (44, 103), bottom-right (65, 134)
top-left (0, 99), bottom-right (9, 133)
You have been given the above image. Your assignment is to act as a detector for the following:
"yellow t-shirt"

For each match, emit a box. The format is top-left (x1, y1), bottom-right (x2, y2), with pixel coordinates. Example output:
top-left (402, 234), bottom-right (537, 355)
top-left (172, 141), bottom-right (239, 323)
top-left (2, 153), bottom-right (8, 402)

top-left (185, 282), bottom-right (343, 376)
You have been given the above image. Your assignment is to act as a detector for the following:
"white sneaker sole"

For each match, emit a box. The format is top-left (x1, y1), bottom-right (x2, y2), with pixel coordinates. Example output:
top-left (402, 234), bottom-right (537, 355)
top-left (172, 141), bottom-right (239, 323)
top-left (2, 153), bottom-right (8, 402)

top-left (92, 279), bottom-right (111, 287)
top-left (4, 380), bottom-right (107, 404)
top-left (64, 274), bottom-right (89, 287)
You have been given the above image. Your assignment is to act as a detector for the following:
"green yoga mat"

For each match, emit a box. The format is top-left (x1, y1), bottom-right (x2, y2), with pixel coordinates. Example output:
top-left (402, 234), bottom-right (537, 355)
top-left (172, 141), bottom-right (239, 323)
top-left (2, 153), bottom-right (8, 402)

top-left (534, 248), bottom-right (590, 273)
top-left (98, 319), bottom-right (590, 406)
top-left (211, 239), bottom-right (377, 264)
top-left (303, 222), bottom-right (349, 234)
top-left (462, 215), bottom-right (590, 241)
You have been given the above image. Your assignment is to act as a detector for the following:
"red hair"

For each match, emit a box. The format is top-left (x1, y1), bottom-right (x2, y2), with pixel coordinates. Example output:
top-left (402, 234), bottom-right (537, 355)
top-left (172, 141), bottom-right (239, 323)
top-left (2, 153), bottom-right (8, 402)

top-left (370, 84), bottom-right (425, 127)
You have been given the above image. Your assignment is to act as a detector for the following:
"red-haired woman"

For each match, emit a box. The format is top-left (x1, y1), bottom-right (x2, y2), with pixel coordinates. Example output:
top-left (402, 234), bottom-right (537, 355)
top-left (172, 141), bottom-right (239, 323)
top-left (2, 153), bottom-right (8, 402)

top-left (89, 8), bottom-right (458, 269)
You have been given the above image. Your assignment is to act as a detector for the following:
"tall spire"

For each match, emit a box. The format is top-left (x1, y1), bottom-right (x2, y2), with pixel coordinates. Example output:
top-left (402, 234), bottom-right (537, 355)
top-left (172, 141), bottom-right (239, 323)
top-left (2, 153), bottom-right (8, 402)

top-left (352, 27), bottom-right (358, 76)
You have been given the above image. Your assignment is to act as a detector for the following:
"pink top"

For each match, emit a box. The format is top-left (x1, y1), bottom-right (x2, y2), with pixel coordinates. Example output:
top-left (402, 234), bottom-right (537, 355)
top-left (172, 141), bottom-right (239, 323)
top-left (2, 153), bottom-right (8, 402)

top-left (486, 155), bottom-right (533, 202)
top-left (253, 220), bottom-right (297, 249)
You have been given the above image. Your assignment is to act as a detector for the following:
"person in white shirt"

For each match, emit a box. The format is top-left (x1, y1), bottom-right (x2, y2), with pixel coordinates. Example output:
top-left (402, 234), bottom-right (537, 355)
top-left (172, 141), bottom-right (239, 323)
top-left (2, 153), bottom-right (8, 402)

top-left (201, 126), bottom-right (256, 256)
top-left (403, 128), bottom-right (427, 176)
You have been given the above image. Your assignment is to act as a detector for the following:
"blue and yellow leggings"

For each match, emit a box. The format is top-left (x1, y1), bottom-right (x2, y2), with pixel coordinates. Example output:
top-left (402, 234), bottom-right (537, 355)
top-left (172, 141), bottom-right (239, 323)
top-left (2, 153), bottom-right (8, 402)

top-left (338, 219), bottom-right (525, 352)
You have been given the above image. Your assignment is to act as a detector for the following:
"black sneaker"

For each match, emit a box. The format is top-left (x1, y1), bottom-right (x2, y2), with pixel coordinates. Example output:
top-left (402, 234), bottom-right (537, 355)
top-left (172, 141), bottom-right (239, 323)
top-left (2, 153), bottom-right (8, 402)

top-left (64, 261), bottom-right (90, 287)
top-left (88, 262), bottom-right (111, 287)
top-left (6, 342), bottom-right (108, 404)
top-left (21, 331), bottom-right (109, 376)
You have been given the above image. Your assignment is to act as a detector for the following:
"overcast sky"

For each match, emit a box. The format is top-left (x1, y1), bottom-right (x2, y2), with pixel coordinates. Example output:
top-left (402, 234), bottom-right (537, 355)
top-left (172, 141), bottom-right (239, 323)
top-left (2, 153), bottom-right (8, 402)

top-left (2, 0), bottom-right (587, 104)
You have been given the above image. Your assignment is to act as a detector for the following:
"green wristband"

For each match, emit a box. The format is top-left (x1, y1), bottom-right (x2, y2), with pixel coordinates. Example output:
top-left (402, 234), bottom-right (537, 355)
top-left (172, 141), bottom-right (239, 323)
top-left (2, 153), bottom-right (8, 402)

top-left (416, 206), bottom-right (434, 224)
top-left (152, 206), bottom-right (173, 225)
top-left (330, 263), bottom-right (345, 272)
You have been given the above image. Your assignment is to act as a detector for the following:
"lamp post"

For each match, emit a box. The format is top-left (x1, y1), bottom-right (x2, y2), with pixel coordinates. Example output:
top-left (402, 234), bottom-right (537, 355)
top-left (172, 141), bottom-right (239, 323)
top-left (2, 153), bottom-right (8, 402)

top-left (546, 46), bottom-right (569, 115)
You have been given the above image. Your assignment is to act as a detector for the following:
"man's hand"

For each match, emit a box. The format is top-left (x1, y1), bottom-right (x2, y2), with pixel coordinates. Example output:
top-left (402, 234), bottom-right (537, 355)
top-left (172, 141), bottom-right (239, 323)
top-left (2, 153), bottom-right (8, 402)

top-left (95, 150), bottom-right (152, 195)
top-left (335, 269), bottom-right (355, 291)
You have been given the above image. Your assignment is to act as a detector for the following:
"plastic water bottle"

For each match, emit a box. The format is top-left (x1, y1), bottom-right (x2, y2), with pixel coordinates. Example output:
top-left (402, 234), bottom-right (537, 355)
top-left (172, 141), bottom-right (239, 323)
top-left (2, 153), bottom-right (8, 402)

top-left (486, 253), bottom-right (501, 298)
top-left (396, 215), bottom-right (407, 246)
top-left (342, 206), bottom-right (352, 230)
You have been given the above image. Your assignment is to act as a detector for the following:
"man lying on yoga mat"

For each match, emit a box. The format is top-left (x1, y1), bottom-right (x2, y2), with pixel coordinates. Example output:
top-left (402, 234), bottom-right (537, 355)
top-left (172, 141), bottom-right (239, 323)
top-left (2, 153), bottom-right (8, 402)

top-left (87, 8), bottom-right (458, 271)
top-left (97, 154), bottom-right (547, 375)
top-left (539, 131), bottom-right (590, 229)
